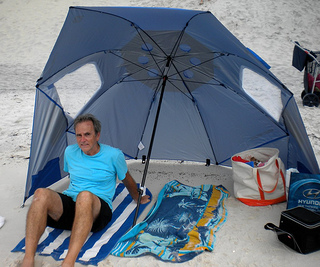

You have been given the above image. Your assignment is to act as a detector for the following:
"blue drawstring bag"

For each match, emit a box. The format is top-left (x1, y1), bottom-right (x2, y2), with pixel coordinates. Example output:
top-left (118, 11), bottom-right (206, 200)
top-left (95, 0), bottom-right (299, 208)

top-left (287, 172), bottom-right (320, 213)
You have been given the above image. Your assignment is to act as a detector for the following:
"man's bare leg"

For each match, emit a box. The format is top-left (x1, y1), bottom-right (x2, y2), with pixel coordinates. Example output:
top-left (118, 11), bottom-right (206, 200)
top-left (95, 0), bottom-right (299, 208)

top-left (21, 188), bottom-right (63, 267)
top-left (62, 191), bottom-right (101, 267)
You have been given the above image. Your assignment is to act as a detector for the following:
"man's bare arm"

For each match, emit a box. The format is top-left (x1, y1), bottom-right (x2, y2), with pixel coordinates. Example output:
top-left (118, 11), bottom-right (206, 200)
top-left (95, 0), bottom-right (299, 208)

top-left (122, 172), bottom-right (150, 204)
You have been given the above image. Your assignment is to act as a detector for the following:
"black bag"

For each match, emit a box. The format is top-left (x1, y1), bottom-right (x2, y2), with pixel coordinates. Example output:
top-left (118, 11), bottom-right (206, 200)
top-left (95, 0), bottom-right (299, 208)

top-left (265, 207), bottom-right (320, 254)
top-left (292, 43), bottom-right (308, 71)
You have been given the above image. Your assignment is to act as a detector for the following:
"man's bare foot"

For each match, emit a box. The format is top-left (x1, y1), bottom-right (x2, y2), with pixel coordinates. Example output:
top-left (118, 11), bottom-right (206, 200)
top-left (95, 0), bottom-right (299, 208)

top-left (61, 261), bottom-right (75, 267)
top-left (21, 256), bottom-right (34, 267)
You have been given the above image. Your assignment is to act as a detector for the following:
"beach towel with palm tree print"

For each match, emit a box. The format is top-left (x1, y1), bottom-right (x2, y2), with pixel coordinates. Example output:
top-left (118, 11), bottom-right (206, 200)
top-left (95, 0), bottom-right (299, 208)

top-left (111, 180), bottom-right (229, 262)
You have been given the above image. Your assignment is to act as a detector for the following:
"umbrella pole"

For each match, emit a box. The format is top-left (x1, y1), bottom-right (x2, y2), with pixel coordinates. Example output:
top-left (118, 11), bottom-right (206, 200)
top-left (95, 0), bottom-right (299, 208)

top-left (132, 62), bottom-right (170, 226)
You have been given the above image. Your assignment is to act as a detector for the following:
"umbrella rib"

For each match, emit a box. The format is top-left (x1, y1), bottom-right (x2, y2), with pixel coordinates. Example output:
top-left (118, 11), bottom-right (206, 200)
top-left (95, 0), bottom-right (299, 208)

top-left (132, 24), bottom-right (170, 79)
top-left (171, 52), bottom-right (225, 79)
top-left (166, 20), bottom-right (227, 98)
top-left (167, 27), bottom-right (220, 163)
top-left (108, 50), bottom-right (164, 83)
top-left (166, 52), bottom-right (225, 98)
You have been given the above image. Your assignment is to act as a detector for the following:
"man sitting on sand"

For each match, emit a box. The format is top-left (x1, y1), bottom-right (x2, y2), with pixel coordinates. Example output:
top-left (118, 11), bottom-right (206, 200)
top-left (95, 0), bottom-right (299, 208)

top-left (22, 114), bottom-right (150, 267)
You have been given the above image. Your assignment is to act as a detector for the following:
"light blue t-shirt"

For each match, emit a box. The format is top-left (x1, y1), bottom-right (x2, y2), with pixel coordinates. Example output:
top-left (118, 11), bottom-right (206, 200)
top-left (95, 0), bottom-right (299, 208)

top-left (63, 143), bottom-right (128, 210)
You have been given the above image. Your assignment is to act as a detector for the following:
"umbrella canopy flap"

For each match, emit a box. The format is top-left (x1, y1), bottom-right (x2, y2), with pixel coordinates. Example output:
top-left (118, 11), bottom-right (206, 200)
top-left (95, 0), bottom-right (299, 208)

top-left (26, 6), bottom-right (319, 203)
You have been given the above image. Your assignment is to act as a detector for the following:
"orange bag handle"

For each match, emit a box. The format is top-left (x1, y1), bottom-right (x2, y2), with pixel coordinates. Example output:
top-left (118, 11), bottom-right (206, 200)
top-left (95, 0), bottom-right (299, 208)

top-left (255, 159), bottom-right (285, 194)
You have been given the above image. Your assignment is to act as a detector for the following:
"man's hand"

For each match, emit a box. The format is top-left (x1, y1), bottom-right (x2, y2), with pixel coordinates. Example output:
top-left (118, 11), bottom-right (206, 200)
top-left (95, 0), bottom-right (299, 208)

top-left (122, 172), bottom-right (150, 204)
top-left (140, 194), bottom-right (150, 204)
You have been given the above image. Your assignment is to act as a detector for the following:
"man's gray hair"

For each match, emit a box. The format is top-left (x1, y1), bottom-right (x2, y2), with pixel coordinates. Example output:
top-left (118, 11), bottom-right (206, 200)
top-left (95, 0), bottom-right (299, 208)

top-left (74, 114), bottom-right (101, 134)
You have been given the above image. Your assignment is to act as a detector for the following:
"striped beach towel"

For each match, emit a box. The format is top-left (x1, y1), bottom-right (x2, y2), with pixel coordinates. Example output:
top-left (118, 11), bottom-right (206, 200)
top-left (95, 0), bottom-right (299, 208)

top-left (111, 180), bottom-right (229, 262)
top-left (12, 183), bottom-right (152, 266)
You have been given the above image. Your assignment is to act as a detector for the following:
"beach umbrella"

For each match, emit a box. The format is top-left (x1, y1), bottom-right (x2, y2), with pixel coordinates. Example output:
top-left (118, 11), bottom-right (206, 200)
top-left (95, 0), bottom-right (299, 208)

top-left (25, 7), bottom-right (319, 215)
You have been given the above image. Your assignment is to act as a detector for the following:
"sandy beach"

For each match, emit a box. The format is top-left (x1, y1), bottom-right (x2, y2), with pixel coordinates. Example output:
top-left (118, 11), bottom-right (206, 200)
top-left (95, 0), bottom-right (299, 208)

top-left (1, 0), bottom-right (320, 266)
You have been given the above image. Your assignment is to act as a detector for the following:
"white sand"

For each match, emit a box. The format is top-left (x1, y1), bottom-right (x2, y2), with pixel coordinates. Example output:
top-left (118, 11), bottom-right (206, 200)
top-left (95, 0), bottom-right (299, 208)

top-left (1, 0), bottom-right (320, 266)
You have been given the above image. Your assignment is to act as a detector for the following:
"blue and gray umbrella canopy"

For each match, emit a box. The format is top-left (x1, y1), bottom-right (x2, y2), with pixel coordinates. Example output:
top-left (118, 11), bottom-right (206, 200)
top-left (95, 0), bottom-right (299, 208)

top-left (24, 7), bottom-right (319, 203)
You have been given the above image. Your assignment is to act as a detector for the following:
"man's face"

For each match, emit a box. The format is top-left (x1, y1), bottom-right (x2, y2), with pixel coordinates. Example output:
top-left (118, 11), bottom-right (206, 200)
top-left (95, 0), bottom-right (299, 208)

top-left (75, 120), bottom-right (100, 156)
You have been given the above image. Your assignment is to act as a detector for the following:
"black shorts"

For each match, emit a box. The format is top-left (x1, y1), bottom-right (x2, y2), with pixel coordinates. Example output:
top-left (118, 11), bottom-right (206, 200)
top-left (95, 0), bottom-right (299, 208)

top-left (47, 193), bottom-right (112, 233)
